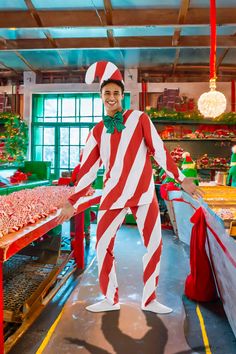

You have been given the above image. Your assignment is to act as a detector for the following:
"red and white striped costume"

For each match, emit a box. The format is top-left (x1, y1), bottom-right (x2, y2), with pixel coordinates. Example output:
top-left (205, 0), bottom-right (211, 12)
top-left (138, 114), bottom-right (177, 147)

top-left (69, 109), bottom-right (185, 306)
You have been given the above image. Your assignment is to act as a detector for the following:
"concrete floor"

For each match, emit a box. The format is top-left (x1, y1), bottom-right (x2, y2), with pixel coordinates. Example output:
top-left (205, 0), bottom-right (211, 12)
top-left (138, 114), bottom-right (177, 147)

top-left (35, 226), bottom-right (198, 354)
top-left (9, 224), bottom-right (236, 354)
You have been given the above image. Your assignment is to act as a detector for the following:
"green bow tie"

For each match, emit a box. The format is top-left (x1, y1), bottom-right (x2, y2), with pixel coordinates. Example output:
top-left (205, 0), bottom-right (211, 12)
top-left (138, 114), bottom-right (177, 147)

top-left (103, 110), bottom-right (126, 134)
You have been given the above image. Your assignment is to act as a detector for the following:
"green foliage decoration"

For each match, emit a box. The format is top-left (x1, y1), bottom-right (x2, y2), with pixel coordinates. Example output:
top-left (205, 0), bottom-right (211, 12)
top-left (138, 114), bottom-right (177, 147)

top-left (214, 111), bottom-right (236, 124)
top-left (146, 108), bottom-right (236, 124)
top-left (0, 112), bottom-right (28, 163)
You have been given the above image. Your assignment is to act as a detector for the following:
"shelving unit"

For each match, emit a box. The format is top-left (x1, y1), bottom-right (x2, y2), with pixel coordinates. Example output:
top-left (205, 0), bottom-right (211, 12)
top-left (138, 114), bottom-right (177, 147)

top-left (162, 138), bottom-right (236, 141)
top-left (152, 119), bottom-right (236, 125)
top-left (152, 117), bottom-right (236, 181)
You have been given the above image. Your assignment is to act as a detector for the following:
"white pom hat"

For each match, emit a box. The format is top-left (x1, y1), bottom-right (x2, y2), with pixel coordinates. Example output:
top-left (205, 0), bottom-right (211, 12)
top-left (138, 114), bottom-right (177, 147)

top-left (181, 152), bottom-right (195, 169)
top-left (85, 61), bottom-right (124, 85)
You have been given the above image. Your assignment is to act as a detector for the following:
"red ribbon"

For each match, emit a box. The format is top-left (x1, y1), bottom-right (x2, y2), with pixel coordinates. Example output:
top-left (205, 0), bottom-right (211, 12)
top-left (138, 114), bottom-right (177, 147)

top-left (210, 0), bottom-right (216, 80)
top-left (232, 80), bottom-right (235, 112)
top-left (141, 81), bottom-right (147, 111)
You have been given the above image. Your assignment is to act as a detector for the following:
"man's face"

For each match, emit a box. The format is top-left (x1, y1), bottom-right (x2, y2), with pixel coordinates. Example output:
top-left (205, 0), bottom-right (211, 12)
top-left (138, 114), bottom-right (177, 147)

top-left (101, 82), bottom-right (124, 115)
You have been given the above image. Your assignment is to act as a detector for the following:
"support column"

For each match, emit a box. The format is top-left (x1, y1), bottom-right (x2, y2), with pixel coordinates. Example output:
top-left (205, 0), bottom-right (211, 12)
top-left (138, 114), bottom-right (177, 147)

top-left (124, 68), bottom-right (140, 110)
top-left (23, 72), bottom-right (36, 160)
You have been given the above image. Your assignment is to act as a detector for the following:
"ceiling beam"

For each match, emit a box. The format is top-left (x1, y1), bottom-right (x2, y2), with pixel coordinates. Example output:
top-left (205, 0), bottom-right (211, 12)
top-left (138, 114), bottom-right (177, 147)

top-left (103, 0), bottom-right (115, 47)
top-left (178, 0), bottom-right (190, 24)
top-left (0, 60), bottom-right (18, 75)
top-left (0, 35), bottom-right (235, 49)
top-left (172, 0), bottom-right (190, 46)
top-left (140, 65), bottom-right (236, 72)
top-left (103, 0), bottom-right (113, 25)
top-left (179, 35), bottom-right (236, 47)
top-left (107, 29), bottom-right (115, 47)
top-left (24, 0), bottom-right (44, 27)
top-left (172, 0), bottom-right (190, 75)
top-left (216, 32), bottom-right (236, 72)
top-left (24, 0), bottom-right (67, 67)
top-left (0, 37), bottom-right (37, 72)
top-left (216, 49), bottom-right (230, 70)
top-left (172, 48), bottom-right (181, 74)
top-left (35, 65), bottom-right (236, 74)
top-left (174, 65), bottom-right (236, 71)
top-left (0, 8), bottom-right (235, 28)
top-left (24, 0), bottom-right (57, 48)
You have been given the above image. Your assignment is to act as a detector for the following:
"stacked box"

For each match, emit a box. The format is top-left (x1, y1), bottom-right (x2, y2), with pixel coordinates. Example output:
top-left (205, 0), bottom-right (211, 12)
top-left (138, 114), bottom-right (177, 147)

top-left (157, 88), bottom-right (180, 110)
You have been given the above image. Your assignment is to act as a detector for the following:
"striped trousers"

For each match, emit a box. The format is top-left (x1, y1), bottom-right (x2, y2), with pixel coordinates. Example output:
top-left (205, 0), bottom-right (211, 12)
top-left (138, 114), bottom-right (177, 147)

top-left (96, 193), bottom-right (162, 307)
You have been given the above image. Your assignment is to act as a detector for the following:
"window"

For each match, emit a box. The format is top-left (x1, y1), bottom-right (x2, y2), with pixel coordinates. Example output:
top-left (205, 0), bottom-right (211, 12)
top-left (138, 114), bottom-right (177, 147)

top-left (32, 93), bottom-right (130, 178)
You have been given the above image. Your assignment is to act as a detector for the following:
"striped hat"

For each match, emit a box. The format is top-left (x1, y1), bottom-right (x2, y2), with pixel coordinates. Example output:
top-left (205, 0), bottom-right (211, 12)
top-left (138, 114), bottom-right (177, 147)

top-left (182, 152), bottom-right (195, 169)
top-left (85, 61), bottom-right (124, 85)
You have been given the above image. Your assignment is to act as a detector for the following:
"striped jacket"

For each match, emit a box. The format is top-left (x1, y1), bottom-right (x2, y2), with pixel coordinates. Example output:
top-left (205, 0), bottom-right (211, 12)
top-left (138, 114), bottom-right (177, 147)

top-left (69, 109), bottom-right (185, 210)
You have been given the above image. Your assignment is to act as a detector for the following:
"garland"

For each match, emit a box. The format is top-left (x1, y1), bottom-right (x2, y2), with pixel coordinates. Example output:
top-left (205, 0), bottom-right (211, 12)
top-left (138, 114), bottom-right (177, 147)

top-left (0, 112), bottom-right (28, 164)
top-left (147, 108), bottom-right (236, 124)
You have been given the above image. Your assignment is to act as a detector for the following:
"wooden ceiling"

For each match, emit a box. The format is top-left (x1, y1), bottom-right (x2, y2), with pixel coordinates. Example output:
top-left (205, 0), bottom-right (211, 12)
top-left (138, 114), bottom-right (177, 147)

top-left (0, 0), bottom-right (235, 84)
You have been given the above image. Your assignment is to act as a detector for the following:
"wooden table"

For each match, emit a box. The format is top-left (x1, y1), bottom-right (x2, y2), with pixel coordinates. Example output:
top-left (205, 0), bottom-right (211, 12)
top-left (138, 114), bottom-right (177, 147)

top-left (0, 190), bottom-right (101, 353)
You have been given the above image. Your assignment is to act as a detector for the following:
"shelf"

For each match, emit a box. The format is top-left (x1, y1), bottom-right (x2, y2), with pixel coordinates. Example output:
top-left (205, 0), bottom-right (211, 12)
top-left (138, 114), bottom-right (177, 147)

top-left (162, 138), bottom-right (235, 141)
top-left (151, 118), bottom-right (236, 125)
top-left (197, 167), bottom-right (229, 170)
top-left (0, 164), bottom-right (21, 170)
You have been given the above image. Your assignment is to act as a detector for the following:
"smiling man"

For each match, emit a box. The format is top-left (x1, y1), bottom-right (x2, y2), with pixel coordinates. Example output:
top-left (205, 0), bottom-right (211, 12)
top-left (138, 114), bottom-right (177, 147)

top-left (58, 61), bottom-right (201, 314)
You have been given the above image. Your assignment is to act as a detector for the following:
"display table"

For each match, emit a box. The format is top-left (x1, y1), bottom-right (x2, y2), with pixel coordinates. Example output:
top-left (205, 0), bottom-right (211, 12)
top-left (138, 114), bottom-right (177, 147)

top-left (166, 189), bottom-right (236, 338)
top-left (0, 190), bottom-right (102, 353)
top-left (0, 180), bottom-right (51, 195)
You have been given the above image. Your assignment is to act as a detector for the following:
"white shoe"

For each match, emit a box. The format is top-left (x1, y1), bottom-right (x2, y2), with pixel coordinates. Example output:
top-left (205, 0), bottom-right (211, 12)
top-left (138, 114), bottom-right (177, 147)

top-left (86, 299), bottom-right (120, 313)
top-left (141, 300), bottom-right (173, 314)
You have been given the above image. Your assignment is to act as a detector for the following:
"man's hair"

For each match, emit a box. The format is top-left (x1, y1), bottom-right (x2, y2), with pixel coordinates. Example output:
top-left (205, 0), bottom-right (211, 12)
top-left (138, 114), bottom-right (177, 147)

top-left (100, 79), bottom-right (124, 94)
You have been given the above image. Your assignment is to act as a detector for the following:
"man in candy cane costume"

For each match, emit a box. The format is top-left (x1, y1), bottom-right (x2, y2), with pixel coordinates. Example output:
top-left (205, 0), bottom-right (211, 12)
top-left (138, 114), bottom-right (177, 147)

top-left (58, 61), bottom-right (201, 314)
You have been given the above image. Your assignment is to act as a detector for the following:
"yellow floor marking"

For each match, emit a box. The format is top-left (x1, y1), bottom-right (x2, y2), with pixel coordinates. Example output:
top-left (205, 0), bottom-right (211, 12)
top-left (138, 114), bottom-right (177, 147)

top-left (196, 304), bottom-right (212, 354)
top-left (35, 309), bottom-right (64, 354)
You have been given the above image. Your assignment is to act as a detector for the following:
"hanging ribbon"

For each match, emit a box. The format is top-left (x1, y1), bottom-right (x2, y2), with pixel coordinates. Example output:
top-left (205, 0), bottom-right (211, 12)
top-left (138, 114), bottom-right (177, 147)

top-left (210, 0), bottom-right (216, 80)
top-left (141, 81), bottom-right (147, 111)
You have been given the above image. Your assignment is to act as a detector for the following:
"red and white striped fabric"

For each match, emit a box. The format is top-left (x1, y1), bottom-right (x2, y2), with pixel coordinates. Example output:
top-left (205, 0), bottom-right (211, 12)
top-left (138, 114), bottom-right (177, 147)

top-left (85, 61), bottom-right (124, 85)
top-left (96, 193), bottom-right (162, 306)
top-left (68, 110), bottom-right (185, 210)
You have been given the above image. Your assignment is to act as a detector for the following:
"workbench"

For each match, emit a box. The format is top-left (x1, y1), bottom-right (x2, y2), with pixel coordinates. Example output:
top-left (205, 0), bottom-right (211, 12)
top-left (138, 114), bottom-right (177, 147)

top-left (0, 190), bottom-right (101, 353)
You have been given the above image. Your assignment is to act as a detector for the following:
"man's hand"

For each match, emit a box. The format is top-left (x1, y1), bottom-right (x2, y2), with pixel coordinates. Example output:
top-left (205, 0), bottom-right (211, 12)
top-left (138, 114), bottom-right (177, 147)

top-left (57, 201), bottom-right (75, 224)
top-left (181, 178), bottom-right (204, 199)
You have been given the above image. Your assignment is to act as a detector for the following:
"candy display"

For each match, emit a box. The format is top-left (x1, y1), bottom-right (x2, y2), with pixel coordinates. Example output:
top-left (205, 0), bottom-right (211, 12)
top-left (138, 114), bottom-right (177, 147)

top-left (0, 185), bottom-right (95, 237)
top-left (214, 208), bottom-right (235, 220)
top-left (197, 186), bottom-right (236, 229)
top-left (201, 185), bottom-right (236, 202)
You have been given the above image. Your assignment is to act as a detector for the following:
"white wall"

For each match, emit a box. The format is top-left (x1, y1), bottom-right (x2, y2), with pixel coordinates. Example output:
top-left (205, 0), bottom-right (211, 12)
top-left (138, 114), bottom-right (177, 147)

top-left (146, 81), bottom-right (232, 112)
top-left (1, 69), bottom-right (233, 124)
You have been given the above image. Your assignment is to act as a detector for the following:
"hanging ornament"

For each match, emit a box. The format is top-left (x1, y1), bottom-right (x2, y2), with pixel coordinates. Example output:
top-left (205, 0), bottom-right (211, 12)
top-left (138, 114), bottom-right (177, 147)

top-left (198, 0), bottom-right (226, 118)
